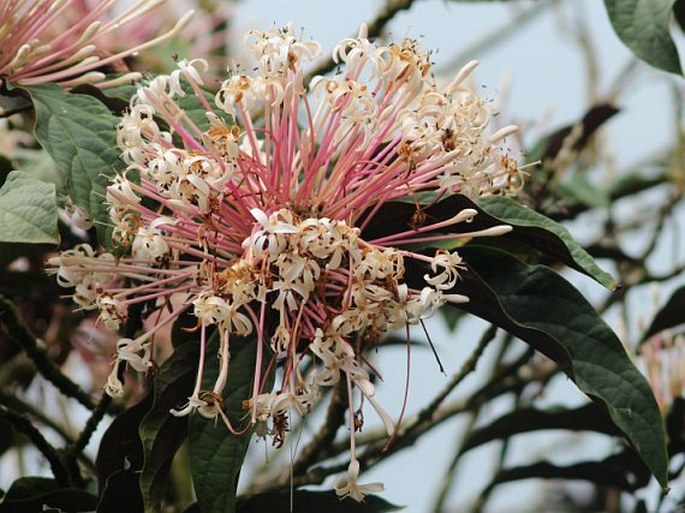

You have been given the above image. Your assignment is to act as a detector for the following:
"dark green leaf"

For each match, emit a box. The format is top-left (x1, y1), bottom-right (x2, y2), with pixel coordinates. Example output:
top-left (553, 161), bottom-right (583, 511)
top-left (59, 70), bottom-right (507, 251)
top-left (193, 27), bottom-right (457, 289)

top-left (666, 397), bottom-right (685, 455)
top-left (0, 170), bottom-right (58, 244)
top-left (675, 0), bottom-right (685, 30)
top-left (95, 394), bottom-right (153, 513)
top-left (237, 490), bottom-right (403, 512)
top-left (98, 83), bottom-right (138, 107)
top-left (642, 285), bottom-right (685, 341)
top-left (1, 477), bottom-right (61, 501)
top-left (95, 394), bottom-right (150, 494)
top-left (70, 83), bottom-right (133, 116)
top-left (97, 467), bottom-right (144, 513)
top-left (444, 247), bottom-right (667, 487)
top-left (604, 0), bottom-right (683, 74)
top-left (177, 87), bottom-right (224, 132)
top-left (0, 419), bottom-right (15, 456)
top-left (461, 403), bottom-right (622, 454)
top-left (0, 155), bottom-right (12, 186)
top-left (0, 478), bottom-right (97, 513)
top-left (23, 83), bottom-right (124, 245)
top-left (139, 343), bottom-right (197, 511)
top-left (0, 92), bottom-right (31, 118)
top-left (476, 195), bottom-right (616, 289)
top-left (188, 333), bottom-right (264, 513)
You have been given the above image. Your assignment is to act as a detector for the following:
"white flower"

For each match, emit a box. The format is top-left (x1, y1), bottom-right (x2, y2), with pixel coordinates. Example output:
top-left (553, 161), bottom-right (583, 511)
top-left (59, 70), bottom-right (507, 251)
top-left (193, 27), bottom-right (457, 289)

top-left (63, 197), bottom-right (93, 231)
top-left (97, 295), bottom-right (127, 331)
top-left (334, 459), bottom-right (384, 502)
top-left (170, 58), bottom-right (208, 96)
top-left (245, 23), bottom-right (321, 79)
top-left (425, 250), bottom-right (464, 290)
top-left (243, 208), bottom-right (298, 258)
top-left (106, 174), bottom-right (141, 209)
top-left (216, 74), bottom-right (265, 116)
top-left (193, 294), bottom-right (228, 326)
top-left (170, 395), bottom-right (208, 417)
top-left (116, 337), bottom-right (152, 372)
top-left (131, 216), bottom-right (175, 260)
top-left (73, 283), bottom-right (97, 309)
top-left (104, 363), bottom-right (124, 398)
top-left (332, 24), bottom-right (384, 77)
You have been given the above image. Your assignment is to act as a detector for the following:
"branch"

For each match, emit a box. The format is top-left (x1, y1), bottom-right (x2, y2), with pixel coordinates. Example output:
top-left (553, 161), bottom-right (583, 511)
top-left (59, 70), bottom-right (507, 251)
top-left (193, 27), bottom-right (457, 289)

top-left (0, 389), bottom-right (74, 443)
top-left (0, 406), bottom-right (73, 486)
top-left (0, 295), bottom-right (97, 411)
top-left (66, 392), bottom-right (112, 460)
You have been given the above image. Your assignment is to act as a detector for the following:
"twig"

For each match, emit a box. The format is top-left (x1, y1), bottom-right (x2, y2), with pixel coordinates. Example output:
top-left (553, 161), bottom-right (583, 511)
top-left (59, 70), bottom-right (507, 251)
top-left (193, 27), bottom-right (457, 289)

top-left (0, 389), bottom-right (74, 443)
top-left (416, 324), bottom-right (497, 426)
top-left (431, 412), bottom-right (479, 513)
top-left (0, 405), bottom-right (73, 486)
top-left (66, 393), bottom-right (112, 459)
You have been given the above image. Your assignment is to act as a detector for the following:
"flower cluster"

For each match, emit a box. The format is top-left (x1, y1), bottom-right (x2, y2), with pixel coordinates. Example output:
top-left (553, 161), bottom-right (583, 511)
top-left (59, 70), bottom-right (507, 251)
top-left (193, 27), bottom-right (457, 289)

top-left (641, 331), bottom-right (685, 413)
top-left (0, 0), bottom-right (192, 88)
top-left (48, 23), bottom-right (519, 500)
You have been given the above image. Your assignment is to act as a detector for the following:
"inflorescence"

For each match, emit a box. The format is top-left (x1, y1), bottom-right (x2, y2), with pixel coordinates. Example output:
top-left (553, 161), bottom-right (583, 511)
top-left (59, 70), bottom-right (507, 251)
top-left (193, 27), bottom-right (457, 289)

top-left (48, 23), bottom-right (520, 500)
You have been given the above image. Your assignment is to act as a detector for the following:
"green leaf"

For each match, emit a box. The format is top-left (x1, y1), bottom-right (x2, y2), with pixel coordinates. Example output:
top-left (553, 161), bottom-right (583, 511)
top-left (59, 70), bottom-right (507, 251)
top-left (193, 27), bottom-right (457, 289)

top-left (604, 0), bottom-right (683, 74)
top-left (641, 285), bottom-right (685, 341)
top-left (95, 394), bottom-right (150, 495)
top-left (0, 170), bottom-right (58, 244)
top-left (23, 83), bottom-right (124, 244)
top-left (0, 478), bottom-right (98, 513)
top-left (460, 403), bottom-right (622, 454)
top-left (13, 148), bottom-right (65, 195)
top-left (1, 477), bottom-right (61, 500)
top-left (0, 92), bottom-right (32, 118)
top-left (71, 83), bottom-right (133, 116)
top-left (675, 0), bottom-right (685, 30)
top-left (0, 420), bottom-right (15, 457)
top-left (139, 342), bottom-right (196, 512)
top-left (97, 468), bottom-right (144, 513)
top-left (476, 195), bottom-right (617, 290)
top-left (448, 247), bottom-right (668, 487)
top-left (666, 397), bottom-right (685, 455)
top-left (188, 333), bottom-right (264, 513)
